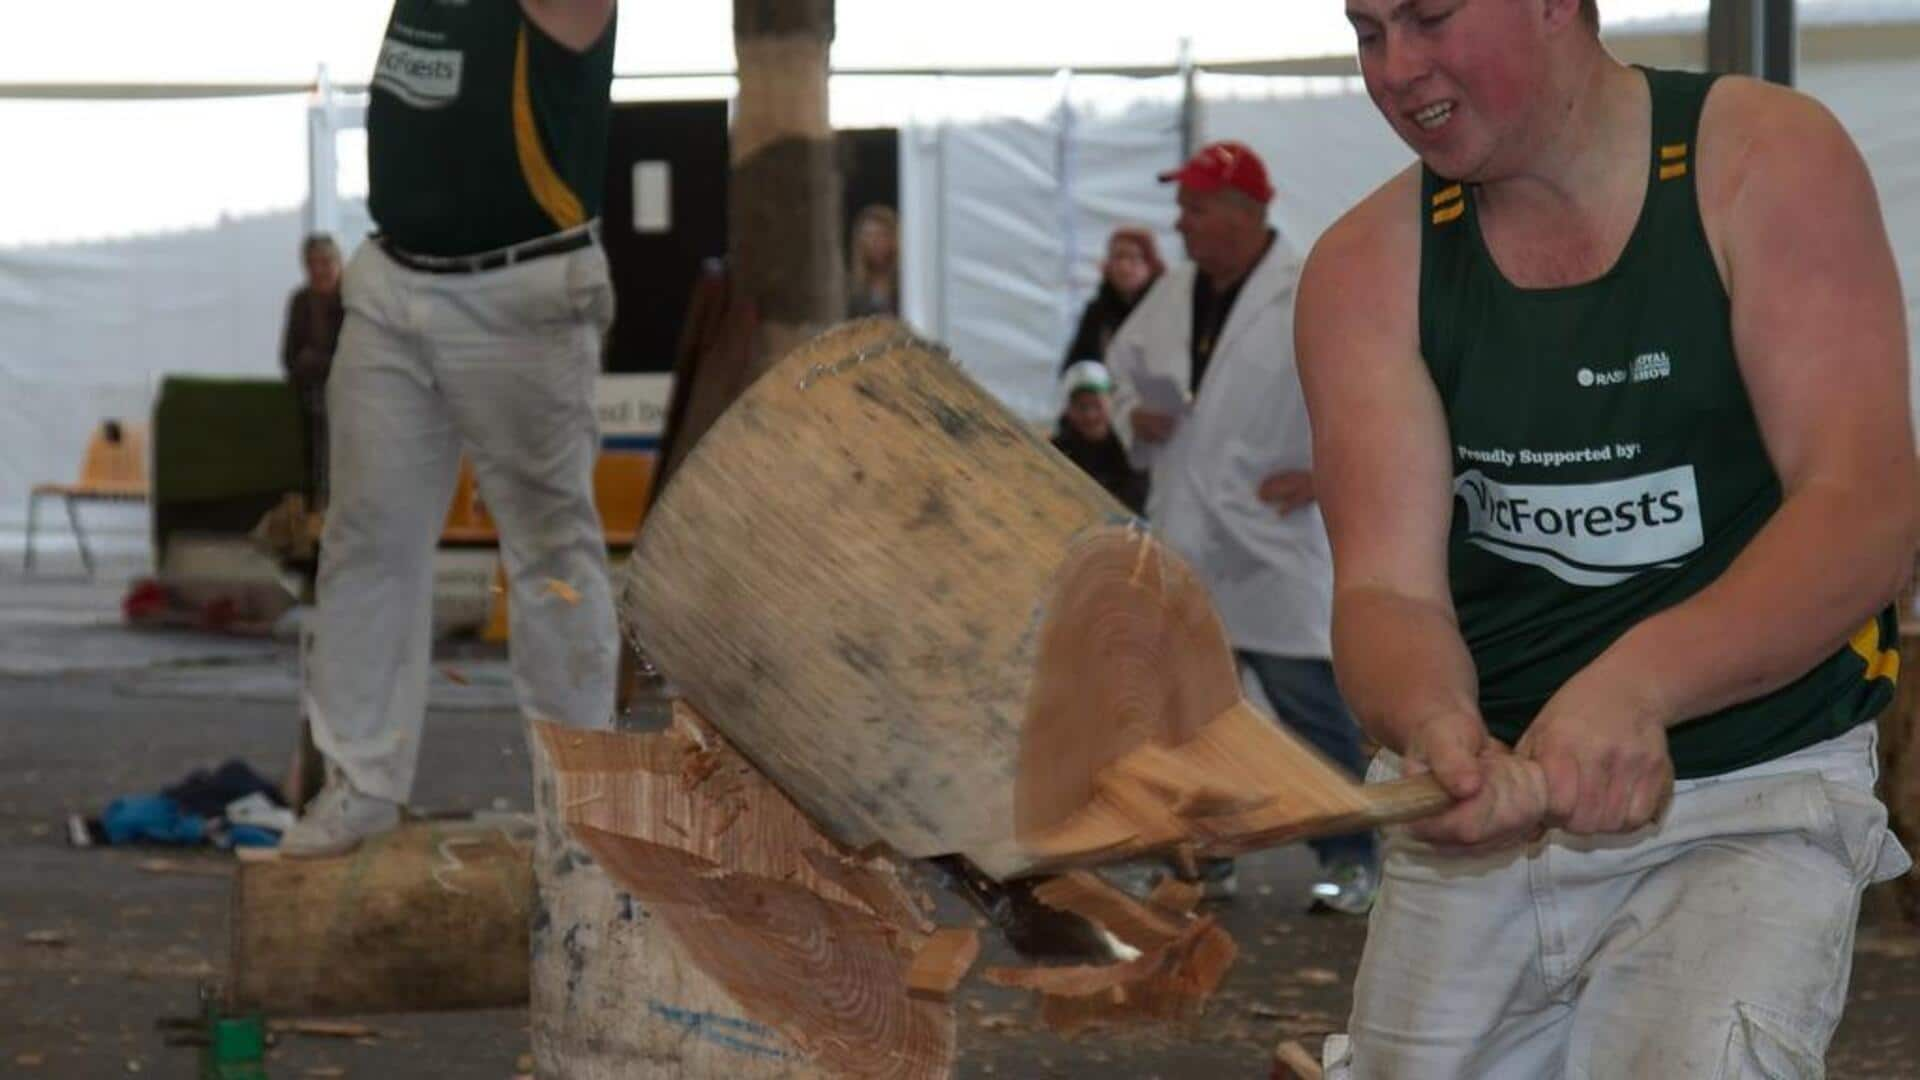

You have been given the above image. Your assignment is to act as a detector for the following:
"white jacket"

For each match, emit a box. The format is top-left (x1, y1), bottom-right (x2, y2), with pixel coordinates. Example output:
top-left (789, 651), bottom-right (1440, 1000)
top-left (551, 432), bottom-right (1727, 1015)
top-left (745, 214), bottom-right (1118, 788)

top-left (1106, 232), bottom-right (1333, 658)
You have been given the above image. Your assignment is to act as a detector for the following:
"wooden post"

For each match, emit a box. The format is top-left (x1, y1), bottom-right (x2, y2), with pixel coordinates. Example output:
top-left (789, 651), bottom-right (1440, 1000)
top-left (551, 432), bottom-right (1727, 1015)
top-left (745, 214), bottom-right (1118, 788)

top-left (228, 819), bottom-right (533, 1016)
top-left (732, 0), bottom-right (843, 374)
top-left (664, 0), bottom-right (840, 479)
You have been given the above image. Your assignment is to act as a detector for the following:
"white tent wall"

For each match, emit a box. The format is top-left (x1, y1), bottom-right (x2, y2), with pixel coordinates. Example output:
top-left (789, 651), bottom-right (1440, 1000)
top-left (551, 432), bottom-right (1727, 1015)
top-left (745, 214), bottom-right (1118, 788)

top-left (0, 94), bottom-right (316, 563)
top-left (899, 77), bottom-right (1185, 420)
top-left (1799, 57), bottom-right (1920, 419)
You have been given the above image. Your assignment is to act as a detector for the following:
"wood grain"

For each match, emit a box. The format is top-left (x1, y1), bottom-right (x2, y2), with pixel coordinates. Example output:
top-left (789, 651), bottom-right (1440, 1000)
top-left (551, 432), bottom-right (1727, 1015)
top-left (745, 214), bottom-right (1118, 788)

top-left (532, 711), bottom-right (955, 1079)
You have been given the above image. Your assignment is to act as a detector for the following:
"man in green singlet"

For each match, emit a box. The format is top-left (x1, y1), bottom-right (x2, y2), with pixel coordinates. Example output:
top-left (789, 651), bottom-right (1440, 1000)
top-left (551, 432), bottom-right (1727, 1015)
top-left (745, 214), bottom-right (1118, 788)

top-left (1296, 0), bottom-right (1916, 1074)
top-left (284, 0), bottom-right (620, 857)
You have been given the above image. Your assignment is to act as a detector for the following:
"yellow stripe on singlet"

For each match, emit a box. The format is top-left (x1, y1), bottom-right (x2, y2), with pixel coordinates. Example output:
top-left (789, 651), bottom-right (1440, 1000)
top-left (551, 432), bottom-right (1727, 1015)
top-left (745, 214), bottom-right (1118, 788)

top-left (512, 24), bottom-right (587, 231)
top-left (1431, 183), bottom-right (1463, 207)
top-left (1432, 201), bottom-right (1465, 225)
top-left (1849, 616), bottom-right (1900, 684)
top-left (1658, 142), bottom-right (1690, 182)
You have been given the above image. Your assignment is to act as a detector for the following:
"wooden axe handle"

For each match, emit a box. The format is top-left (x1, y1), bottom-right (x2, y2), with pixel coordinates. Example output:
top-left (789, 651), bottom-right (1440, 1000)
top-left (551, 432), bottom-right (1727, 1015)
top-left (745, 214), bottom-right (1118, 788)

top-left (1355, 773), bottom-right (1454, 827)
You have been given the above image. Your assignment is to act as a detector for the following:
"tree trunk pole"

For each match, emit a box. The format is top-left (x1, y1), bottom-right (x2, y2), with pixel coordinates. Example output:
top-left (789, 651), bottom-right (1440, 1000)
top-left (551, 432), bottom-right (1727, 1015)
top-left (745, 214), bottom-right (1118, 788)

top-left (732, 0), bottom-right (843, 374)
top-left (664, 0), bottom-right (842, 481)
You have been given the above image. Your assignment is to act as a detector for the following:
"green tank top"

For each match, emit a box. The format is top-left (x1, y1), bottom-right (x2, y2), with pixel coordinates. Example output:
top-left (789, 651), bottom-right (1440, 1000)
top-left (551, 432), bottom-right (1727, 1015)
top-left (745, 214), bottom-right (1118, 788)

top-left (1418, 67), bottom-right (1896, 779)
top-left (368, 0), bottom-right (615, 256)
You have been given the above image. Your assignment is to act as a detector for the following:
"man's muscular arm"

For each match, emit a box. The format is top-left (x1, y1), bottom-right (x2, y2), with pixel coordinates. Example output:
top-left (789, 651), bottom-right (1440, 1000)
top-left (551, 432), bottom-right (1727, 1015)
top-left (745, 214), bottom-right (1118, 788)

top-left (1298, 169), bottom-right (1547, 849)
top-left (520, 0), bottom-right (616, 51)
top-left (1518, 79), bottom-right (1918, 835)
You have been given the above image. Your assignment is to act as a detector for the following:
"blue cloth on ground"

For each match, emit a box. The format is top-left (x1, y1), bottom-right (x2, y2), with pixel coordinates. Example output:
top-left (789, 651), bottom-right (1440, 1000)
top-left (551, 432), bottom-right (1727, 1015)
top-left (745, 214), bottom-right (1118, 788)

top-left (100, 795), bottom-right (206, 846)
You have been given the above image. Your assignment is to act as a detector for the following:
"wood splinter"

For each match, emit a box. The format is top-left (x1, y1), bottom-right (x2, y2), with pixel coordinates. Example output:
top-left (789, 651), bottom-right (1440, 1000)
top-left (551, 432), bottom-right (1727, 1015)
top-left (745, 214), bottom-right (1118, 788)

top-left (1272, 1038), bottom-right (1325, 1080)
top-left (906, 929), bottom-right (982, 1002)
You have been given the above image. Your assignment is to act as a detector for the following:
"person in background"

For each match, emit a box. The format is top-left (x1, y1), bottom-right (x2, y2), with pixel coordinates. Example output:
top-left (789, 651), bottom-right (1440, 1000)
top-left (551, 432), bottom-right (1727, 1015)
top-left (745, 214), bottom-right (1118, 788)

top-left (283, 0), bottom-right (620, 858)
top-left (846, 204), bottom-right (900, 318)
top-left (1062, 226), bottom-right (1164, 373)
top-left (1051, 360), bottom-right (1148, 515)
top-left (280, 234), bottom-right (344, 505)
top-left (1109, 140), bottom-right (1378, 912)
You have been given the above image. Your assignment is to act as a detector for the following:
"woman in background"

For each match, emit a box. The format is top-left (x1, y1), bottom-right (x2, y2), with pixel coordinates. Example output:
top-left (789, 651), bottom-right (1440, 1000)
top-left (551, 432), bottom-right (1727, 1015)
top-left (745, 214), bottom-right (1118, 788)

top-left (1061, 226), bottom-right (1163, 372)
top-left (846, 205), bottom-right (900, 318)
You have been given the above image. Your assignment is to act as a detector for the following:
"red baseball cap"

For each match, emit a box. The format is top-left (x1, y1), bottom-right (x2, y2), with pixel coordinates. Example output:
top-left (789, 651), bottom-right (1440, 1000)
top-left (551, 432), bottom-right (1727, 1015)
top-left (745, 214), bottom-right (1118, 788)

top-left (1158, 141), bottom-right (1274, 205)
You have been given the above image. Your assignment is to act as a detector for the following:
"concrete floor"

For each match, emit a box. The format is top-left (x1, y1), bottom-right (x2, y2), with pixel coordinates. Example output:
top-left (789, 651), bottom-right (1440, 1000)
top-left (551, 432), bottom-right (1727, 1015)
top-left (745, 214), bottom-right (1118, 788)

top-left (1, 565), bottom-right (1916, 1078)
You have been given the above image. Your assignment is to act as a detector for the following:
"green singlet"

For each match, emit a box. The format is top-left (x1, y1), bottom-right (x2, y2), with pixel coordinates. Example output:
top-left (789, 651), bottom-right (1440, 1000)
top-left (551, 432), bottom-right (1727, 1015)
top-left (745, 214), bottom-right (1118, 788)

top-left (1418, 67), bottom-right (1896, 778)
top-left (368, 0), bottom-right (615, 257)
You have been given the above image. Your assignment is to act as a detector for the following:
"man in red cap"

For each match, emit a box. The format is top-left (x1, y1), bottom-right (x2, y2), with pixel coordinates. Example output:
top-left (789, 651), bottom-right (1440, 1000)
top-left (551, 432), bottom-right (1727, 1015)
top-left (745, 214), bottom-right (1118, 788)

top-left (1107, 140), bottom-right (1379, 912)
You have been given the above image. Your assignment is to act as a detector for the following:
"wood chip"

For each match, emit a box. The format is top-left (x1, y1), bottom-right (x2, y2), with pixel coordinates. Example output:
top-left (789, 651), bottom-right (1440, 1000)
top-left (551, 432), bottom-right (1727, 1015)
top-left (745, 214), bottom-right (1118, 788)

top-left (1273, 1039), bottom-right (1323, 1080)
top-left (14, 1053), bottom-right (44, 1067)
top-left (438, 666), bottom-right (471, 686)
top-left (1297, 968), bottom-right (1339, 986)
top-left (23, 930), bottom-right (68, 947)
top-left (905, 928), bottom-right (981, 1001)
top-left (1146, 876), bottom-right (1204, 915)
top-left (1031, 871), bottom-right (1186, 950)
top-left (269, 1019), bottom-right (380, 1040)
top-left (137, 858), bottom-right (231, 878)
top-left (543, 578), bottom-right (582, 605)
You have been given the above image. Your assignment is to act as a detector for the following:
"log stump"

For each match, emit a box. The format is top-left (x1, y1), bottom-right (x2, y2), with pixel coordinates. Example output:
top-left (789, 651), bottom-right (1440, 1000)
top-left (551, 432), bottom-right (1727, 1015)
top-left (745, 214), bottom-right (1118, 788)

top-left (529, 706), bottom-right (1250, 1079)
top-left (228, 818), bottom-right (533, 1016)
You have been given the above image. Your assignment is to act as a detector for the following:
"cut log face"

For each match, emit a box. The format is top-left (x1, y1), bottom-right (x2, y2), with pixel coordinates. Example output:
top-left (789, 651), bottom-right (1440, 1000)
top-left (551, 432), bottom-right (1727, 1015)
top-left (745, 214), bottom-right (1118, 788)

top-left (626, 320), bottom-right (1452, 882)
top-left (533, 710), bottom-right (954, 1080)
top-left (1015, 527), bottom-right (1243, 839)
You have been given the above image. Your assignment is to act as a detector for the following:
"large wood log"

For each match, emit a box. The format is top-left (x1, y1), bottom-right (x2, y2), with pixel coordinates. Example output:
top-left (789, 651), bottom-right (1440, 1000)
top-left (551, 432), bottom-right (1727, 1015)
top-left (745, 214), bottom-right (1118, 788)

top-left (623, 320), bottom-right (1447, 881)
top-left (228, 818), bottom-right (532, 1015)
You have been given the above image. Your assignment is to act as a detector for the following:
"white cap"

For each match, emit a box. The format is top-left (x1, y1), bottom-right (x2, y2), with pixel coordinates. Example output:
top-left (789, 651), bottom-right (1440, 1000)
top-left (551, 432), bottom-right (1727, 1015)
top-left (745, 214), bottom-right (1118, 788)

top-left (1061, 359), bottom-right (1113, 396)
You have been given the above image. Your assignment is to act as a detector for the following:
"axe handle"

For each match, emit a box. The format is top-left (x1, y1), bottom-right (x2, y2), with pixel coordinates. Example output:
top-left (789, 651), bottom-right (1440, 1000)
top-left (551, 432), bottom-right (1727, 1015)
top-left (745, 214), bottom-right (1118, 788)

top-left (1356, 773), bottom-right (1454, 827)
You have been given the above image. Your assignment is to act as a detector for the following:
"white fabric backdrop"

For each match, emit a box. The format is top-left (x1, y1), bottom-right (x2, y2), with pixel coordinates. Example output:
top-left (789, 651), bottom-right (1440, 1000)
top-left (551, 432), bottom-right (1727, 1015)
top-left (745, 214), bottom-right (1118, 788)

top-left (0, 95), bottom-right (319, 562)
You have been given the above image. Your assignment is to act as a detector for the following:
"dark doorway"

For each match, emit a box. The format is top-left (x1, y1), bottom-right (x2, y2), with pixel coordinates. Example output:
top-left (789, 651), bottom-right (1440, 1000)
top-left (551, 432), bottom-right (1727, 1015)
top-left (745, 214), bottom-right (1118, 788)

top-left (599, 100), bottom-right (731, 375)
top-left (839, 127), bottom-right (900, 256)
